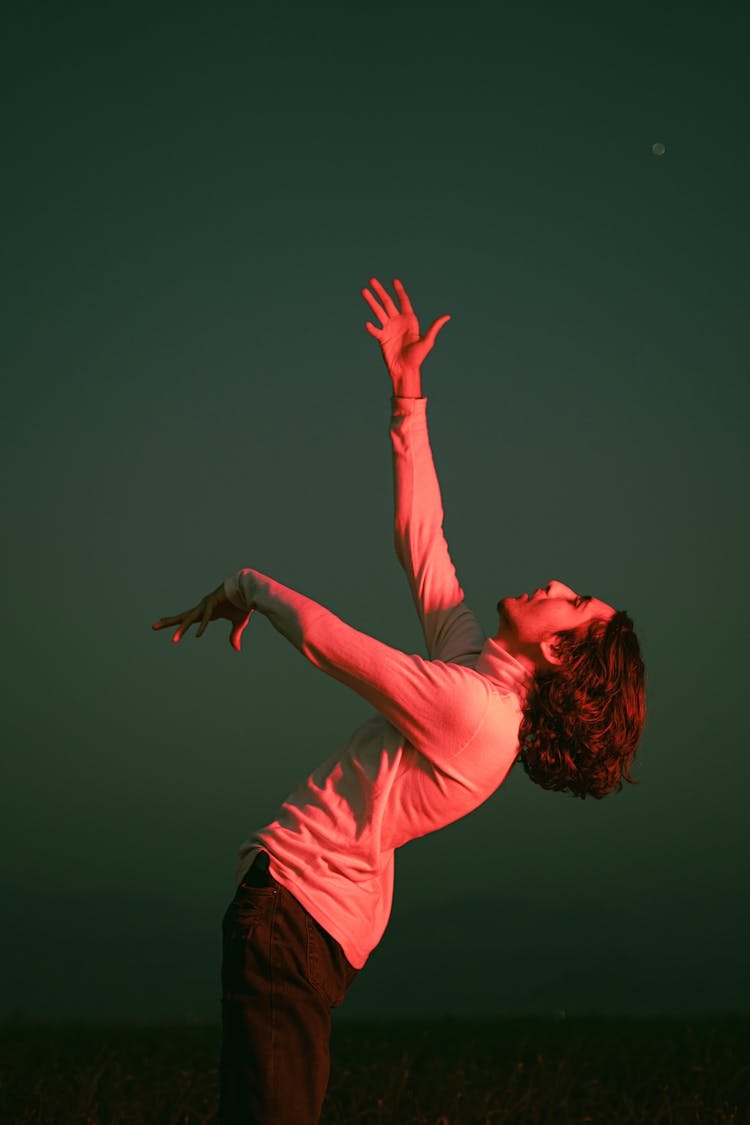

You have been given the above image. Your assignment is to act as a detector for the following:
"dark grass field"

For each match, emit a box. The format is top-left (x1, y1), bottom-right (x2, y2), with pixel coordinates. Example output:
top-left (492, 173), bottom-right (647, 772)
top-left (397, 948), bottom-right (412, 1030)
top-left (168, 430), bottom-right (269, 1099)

top-left (1, 1017), bottom-right (748, 1123)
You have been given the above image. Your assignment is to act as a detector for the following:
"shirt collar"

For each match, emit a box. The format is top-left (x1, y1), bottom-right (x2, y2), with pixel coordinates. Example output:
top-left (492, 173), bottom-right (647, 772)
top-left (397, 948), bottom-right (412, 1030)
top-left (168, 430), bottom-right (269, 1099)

top-left (475, 636), bottom-right (534, 701)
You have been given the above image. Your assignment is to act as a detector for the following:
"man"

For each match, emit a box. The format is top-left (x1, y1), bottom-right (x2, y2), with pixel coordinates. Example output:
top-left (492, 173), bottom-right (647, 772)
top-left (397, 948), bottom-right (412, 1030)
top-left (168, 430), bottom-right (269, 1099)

top-left (152, 277), bottom-right (646, 1123)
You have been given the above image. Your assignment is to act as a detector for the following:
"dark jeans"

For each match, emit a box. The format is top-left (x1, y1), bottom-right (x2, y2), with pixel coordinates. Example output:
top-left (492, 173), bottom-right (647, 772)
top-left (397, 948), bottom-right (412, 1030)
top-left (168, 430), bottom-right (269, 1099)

top-left (219, 850), bottom-right (360, 1124)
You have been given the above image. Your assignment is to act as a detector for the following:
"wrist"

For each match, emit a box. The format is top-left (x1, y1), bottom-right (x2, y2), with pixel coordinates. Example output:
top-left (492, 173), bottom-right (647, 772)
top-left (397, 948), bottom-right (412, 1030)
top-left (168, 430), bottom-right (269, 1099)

top-left (391, 368), bottom-right (422, 397)
top-left (225, 569), bottom-right (260, 612)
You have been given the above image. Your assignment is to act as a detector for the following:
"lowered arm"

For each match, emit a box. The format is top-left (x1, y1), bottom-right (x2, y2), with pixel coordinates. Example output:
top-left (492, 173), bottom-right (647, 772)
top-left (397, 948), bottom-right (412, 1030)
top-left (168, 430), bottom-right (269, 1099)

top-left (223, 567), bottom-right (490, 767)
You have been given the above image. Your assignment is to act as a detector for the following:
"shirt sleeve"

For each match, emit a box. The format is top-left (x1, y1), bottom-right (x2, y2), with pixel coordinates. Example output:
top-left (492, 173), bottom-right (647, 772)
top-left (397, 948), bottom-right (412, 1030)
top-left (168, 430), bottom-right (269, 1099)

top-left (390, 395), bottom-right (486, 665)
top-left (224, 568), bottom-right (491, 767)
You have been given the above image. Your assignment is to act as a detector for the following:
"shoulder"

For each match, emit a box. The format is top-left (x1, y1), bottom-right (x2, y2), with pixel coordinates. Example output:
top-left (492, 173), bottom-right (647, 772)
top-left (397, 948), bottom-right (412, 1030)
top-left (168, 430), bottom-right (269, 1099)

top-left (417, 657), bottom-right (493, 721)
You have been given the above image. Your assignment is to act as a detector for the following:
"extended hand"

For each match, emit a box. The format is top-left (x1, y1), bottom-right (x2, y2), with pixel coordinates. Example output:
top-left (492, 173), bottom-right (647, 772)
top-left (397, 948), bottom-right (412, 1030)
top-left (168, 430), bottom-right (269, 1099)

top-left (362, 277), bottom-right (450, 384)
top-left (151, 583), bottom-right (253, 652)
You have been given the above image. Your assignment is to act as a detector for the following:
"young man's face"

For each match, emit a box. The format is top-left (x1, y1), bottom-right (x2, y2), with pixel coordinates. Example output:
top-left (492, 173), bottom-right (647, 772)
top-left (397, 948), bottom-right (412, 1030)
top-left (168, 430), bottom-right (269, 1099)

top-left (495, 580), bottom-right (616, 673)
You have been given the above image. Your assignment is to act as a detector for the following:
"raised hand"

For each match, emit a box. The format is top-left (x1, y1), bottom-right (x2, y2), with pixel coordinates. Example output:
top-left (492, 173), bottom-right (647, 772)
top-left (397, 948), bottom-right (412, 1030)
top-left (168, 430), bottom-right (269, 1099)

top-left (362, 277), bottom-right (451, 386)
top-left (152, 583), bottom-right (253, 652)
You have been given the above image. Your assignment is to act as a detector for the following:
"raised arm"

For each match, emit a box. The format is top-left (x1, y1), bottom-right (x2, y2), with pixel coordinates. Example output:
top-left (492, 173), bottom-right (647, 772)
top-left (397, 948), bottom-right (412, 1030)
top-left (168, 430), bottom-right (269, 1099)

top-left (363, 278), bottom-right (485, 664)
top-left (362, 277), bottom-right (447, 400)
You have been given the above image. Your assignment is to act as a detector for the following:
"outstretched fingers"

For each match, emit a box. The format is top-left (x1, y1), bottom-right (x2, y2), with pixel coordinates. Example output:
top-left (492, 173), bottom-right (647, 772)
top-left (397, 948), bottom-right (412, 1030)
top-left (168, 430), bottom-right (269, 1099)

top-left (361, 274), bottom-right (408, 328)
top-left (153, 611), bottom-right (190, 630)
top-left (368, 276), bottom-right (400, 316)
top-left (172, 612), bottom-right (199, 643)
top-left (361, 285), bottom-right (387, 331)
top-left (392, 278), bottom-right (413, 315)
top-left (195, 593), bottom-right (217, 638)
top-left (152, 607), bottom-right (201, 643)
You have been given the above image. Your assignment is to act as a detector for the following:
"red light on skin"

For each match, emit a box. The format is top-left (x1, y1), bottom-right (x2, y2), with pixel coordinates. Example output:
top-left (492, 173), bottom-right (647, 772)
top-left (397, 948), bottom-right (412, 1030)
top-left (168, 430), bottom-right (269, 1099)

top-left (494, 581), bottom-right (616, 675)
top-left (152, 591), bottom-right (252, 651)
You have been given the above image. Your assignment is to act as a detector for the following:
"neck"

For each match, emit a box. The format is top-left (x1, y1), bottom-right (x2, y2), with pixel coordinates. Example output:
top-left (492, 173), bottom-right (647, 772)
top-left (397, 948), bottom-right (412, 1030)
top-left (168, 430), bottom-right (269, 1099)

top-left (492, 629), bottom-right (544, 677)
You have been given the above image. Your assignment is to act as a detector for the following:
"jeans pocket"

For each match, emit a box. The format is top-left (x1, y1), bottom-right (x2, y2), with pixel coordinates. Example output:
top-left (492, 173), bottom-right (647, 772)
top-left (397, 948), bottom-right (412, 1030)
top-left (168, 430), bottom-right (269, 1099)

top-left (221, 885), bottom-right (278, 997)
top-left (224, 883), bottom-right (277, 937)
top-left (305, 913), bottom-right (352, 1009)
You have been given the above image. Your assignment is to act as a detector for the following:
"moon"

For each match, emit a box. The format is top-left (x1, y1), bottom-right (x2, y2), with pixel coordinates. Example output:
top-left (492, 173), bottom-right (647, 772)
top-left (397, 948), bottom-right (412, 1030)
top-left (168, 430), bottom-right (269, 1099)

top-left (651, 142), bottom-right (666, 156)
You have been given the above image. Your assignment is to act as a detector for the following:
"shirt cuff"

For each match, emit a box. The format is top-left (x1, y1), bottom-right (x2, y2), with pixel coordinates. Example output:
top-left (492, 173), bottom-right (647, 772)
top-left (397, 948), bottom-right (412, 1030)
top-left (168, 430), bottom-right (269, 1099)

top-left (391, 394), bottom-right (428, 410)
top-left (224, 571), bottom-right (248, 609)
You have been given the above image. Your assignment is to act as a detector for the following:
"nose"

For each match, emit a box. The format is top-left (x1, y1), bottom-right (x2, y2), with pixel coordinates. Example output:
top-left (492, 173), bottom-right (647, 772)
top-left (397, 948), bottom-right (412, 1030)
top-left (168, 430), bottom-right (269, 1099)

top-left (546, 580), bottom-right (575, 598)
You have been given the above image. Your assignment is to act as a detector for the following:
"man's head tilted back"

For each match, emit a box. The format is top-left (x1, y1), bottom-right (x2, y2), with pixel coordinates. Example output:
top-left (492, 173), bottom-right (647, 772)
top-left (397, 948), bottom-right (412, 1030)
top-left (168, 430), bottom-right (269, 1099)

top-left (496, 581), bottom-right (646, 799)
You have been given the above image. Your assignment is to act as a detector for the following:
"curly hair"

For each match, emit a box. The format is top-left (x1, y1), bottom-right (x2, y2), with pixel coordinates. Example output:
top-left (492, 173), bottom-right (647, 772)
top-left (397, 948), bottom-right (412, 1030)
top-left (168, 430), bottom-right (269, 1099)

top-left (516, 610), bottom-right (646, 799)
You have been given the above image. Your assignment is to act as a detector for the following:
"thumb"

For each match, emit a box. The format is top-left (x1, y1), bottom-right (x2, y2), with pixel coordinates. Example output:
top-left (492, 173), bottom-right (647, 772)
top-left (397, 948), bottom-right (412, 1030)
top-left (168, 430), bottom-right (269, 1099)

top-left (230, 610), bottom-right (253, 652)
top-left (423, 314), bottom-right (451, 351)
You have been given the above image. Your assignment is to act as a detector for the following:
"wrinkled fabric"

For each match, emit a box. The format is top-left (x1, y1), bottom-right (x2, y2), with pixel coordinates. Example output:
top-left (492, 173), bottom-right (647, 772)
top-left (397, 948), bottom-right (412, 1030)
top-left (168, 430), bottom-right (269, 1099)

top-left (224, 396), bottom-right (532, 971)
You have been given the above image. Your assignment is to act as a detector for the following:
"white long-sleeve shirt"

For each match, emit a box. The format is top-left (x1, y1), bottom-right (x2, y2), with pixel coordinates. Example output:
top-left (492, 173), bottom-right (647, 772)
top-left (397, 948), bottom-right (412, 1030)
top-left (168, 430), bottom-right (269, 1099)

top-left (223, 395), bottom-right (532, 970)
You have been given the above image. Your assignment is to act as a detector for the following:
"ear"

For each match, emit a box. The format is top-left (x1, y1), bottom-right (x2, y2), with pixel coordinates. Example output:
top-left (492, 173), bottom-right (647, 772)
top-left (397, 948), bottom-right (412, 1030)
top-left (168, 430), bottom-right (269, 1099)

top-left (539, 636), bottom-right (563, 667)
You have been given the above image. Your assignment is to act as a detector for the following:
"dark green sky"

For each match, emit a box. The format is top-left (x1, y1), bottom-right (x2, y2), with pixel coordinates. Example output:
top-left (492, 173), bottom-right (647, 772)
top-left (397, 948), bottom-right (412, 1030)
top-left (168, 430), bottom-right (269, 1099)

top-left (3, 1), bottom-right (748, 1020)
